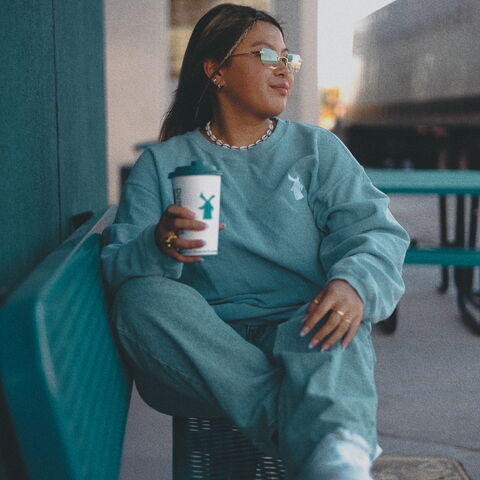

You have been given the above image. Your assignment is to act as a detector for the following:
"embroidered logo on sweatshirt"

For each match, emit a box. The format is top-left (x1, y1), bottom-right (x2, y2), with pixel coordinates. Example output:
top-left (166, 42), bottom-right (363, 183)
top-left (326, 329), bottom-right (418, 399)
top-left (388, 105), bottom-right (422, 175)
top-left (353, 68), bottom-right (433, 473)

top-left (288, 173), bottom-right (305, 200)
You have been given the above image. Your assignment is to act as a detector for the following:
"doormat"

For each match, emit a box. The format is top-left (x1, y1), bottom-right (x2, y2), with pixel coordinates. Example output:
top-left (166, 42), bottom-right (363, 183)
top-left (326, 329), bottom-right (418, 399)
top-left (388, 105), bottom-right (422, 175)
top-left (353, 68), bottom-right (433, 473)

top-left (372, 456), bottom-right (471, 480)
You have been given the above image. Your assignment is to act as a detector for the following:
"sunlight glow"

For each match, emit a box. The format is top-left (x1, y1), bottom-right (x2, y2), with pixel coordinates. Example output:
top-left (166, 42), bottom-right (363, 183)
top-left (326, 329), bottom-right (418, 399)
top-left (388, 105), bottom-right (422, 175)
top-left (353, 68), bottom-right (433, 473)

top-left (317, 0), bottom-right (396, 128)
top-left (317, 0), bottom-right (395, 92)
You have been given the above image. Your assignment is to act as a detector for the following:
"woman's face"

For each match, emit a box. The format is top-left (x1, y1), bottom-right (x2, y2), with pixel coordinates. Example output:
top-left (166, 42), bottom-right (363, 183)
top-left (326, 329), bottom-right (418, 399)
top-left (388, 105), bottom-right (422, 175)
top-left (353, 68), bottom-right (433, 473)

top-left (218, 21), bottom-right (294, 120)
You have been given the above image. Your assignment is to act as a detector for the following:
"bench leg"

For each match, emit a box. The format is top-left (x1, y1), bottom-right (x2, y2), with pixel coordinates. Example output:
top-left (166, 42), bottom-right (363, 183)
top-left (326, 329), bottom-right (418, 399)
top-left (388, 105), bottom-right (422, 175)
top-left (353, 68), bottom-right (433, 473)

top-left (438, 195), bottom-right (450, 293)
top-left (468, 196), bottom-right (480, 309)
top-left (456, 268), bottom-right (480, 334)
top-left (454, 195), bottom-right (480, 333)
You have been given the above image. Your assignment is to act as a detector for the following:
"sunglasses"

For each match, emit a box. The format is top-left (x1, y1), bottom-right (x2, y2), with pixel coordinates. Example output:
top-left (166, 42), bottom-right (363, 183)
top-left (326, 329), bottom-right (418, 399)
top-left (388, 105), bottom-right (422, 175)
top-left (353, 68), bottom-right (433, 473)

top-left (229, 47), bottom-right (303, 73)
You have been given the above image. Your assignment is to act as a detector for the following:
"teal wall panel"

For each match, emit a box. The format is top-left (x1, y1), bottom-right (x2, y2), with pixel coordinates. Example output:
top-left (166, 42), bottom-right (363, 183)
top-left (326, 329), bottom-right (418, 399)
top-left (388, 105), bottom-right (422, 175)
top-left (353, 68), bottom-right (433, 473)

top-left (0, 2), bottom-right (107, 295)
top-left (54, 0), bottom-right (107, 239)
top-left (0, 1), bottom-right (60, 295)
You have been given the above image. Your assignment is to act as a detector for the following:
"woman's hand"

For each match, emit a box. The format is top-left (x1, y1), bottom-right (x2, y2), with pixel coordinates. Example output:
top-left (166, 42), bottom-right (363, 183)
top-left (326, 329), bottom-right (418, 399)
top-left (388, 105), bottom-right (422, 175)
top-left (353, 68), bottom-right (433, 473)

top-left (300, 279), bottom-right (364, 351)
top-left (155, 204), bottom-right (224, 263)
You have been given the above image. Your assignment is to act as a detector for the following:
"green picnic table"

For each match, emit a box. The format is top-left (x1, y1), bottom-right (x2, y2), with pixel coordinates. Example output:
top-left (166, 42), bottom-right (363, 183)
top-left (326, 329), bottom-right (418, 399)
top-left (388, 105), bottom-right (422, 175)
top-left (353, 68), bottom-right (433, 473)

top-left (366, 169), bottom-right (480, 196)
top-left (366, 169), bottom-right (480, 334)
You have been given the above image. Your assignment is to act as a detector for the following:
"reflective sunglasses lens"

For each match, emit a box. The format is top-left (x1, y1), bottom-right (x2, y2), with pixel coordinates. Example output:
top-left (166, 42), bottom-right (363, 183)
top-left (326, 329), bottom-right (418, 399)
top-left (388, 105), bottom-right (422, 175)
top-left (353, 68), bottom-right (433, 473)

top-left (287, 54), bottom-right (302, 72)
top-left (260, 48), bottom-right (302, 72)
top-left (260, 48), bottom-right (279, 67)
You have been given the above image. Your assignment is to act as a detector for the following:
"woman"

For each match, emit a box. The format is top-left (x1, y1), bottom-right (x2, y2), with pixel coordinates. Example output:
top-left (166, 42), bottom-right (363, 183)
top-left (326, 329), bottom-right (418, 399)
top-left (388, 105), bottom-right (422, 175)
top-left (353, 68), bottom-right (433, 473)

top-left (102, 4), bottom-right (410, 479)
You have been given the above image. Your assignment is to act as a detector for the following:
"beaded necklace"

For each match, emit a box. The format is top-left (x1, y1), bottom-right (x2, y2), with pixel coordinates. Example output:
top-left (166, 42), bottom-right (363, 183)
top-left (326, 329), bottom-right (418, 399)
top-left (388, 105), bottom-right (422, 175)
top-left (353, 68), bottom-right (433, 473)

top-left (204, 119), bottom-right (274, 150)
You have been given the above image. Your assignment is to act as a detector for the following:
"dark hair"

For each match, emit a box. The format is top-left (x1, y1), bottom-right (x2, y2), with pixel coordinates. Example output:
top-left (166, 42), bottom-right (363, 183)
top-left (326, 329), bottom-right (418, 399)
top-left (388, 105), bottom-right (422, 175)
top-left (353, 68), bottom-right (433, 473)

top-left (159, 3), bottom-right (283, 141)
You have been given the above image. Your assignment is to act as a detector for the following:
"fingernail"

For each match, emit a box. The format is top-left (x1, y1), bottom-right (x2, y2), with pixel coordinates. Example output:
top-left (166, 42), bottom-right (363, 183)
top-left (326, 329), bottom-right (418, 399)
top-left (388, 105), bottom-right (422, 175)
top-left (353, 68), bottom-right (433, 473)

top-left (321, 344), bottom-right (330, 352)
top-left (309, 339), bottom-right (319, 349)
top-left (300, 327), bottom-right (310, 337)
top-left (342, 343), bottom-right (348, 351)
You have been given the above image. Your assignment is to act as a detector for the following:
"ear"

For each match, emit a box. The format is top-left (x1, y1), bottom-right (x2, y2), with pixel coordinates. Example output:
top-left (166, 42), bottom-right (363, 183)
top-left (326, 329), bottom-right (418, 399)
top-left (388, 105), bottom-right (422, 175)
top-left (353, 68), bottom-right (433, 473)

top-left (203, 58), bottom-right (224, 84)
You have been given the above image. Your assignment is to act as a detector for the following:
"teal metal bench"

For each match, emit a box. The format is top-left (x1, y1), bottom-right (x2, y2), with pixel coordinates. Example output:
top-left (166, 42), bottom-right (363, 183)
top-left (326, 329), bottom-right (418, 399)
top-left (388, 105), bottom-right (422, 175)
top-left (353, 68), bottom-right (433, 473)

top-left (0, 205), bottom-right (286, 479)
top-left (0, 207), bottom-right (132, 480)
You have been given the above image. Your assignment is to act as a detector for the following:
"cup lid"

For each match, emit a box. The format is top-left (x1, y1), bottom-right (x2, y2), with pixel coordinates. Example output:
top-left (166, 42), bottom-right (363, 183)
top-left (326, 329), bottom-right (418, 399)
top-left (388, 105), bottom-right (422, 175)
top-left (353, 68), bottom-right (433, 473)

top-left (168, 160), bottom-right (223, 178)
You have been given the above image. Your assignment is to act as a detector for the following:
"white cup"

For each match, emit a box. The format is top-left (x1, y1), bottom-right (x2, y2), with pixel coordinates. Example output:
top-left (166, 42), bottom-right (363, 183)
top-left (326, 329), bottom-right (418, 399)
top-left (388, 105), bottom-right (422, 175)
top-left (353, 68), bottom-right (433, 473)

top-left (169, 161), bottom-right (222, 256)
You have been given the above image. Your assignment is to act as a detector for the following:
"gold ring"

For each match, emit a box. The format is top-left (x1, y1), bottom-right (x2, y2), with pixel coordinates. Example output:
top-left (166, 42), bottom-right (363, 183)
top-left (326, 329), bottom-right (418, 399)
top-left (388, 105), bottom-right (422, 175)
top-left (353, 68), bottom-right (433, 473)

top-left (313, 299), bottom-right (320, 305)
top-left (164, 233), bottom-right (178, 249)
top-left (335, 310), bottom-right (346, 317)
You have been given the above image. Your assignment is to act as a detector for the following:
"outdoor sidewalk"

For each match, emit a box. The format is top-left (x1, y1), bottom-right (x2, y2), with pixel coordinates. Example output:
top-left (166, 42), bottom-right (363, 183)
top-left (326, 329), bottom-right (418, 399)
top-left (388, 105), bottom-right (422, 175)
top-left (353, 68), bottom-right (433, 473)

top-left (119, 195), bottom-right (480, 480)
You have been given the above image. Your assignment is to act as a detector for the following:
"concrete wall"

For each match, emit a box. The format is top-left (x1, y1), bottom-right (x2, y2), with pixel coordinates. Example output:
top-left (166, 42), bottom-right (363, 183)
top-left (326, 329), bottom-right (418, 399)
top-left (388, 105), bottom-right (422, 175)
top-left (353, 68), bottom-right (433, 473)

top-left (104, 0), bottom-right (170, 204)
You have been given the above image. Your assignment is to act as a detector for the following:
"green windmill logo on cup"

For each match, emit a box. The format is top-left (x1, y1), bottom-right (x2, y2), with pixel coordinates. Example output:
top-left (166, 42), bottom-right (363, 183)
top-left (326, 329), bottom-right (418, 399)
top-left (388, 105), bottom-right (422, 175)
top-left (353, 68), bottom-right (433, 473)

top-left (168, 161), bottom-right (223, 256)
top-left (199, 193), bottom-right (215, 220)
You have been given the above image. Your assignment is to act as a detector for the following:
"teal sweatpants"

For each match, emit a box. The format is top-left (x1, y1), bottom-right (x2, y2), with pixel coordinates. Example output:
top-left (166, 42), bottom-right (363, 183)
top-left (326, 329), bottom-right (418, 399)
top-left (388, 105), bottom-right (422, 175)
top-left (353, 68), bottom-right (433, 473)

top-left (113, 276), bottom-right (380, 479)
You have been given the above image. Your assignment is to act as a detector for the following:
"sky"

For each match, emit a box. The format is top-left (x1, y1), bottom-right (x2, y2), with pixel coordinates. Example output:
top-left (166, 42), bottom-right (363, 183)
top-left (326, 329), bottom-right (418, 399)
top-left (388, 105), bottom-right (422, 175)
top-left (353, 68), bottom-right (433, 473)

top-left (317, 0), bottom-right (396, 96)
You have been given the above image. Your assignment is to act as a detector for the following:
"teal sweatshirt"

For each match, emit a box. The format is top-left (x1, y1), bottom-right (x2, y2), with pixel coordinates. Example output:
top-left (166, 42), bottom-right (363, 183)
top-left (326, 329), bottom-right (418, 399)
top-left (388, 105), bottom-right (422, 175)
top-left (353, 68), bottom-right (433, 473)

top-left (101, 119), bottom-right (410, 324)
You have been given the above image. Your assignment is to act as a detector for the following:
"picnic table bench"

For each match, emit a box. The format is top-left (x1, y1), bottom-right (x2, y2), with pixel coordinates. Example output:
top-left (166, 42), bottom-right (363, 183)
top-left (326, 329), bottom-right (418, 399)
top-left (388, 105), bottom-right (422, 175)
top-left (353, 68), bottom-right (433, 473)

top-left (366, 169), bottom-right (480, 334)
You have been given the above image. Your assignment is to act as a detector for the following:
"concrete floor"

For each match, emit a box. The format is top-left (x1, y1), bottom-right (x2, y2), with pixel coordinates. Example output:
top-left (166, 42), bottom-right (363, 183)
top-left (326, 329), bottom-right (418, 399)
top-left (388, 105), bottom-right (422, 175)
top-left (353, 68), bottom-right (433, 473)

top-left (119, 196), bottom-right (480, 480)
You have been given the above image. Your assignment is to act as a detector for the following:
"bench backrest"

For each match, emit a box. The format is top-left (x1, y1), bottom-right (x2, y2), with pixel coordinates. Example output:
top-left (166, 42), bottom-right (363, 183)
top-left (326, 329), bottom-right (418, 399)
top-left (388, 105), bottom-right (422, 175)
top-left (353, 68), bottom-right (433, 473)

top-left (0, 207), bottom-right (132, 480)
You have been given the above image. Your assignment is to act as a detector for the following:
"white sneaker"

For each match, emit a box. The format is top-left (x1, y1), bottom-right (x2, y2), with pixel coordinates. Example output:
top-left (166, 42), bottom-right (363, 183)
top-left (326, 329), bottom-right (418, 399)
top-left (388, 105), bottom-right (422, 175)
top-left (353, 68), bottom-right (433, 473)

top-left (300, 428), bottom-right (374, 480)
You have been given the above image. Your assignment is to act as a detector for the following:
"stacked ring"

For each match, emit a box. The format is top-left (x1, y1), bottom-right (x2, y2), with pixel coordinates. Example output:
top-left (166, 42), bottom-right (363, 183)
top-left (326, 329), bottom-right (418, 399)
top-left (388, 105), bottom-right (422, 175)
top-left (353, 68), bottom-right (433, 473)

top-left (164, 233), bottom-right (178, 249)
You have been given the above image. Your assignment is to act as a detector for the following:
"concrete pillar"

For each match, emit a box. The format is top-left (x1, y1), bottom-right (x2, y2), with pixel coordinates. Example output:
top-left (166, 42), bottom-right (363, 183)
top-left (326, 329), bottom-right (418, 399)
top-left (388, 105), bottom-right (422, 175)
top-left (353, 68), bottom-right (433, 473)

top-left (273, 0), bottom-right (319, 124)
top-left (104, 0), bottom-right (170, 204)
